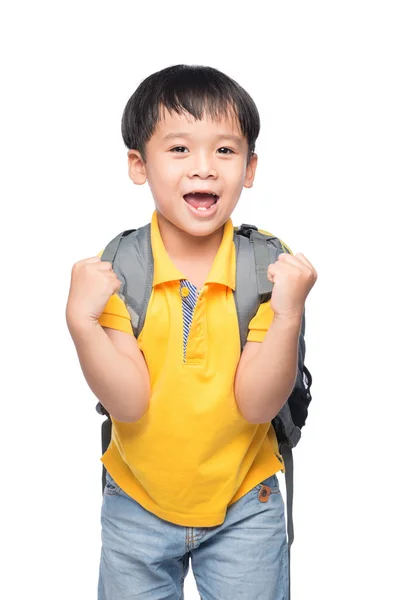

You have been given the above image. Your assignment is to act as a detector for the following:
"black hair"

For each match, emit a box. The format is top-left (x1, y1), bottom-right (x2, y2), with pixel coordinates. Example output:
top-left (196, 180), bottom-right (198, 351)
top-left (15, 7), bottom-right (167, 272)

top-left (121, 64), bottom-right (260, 163)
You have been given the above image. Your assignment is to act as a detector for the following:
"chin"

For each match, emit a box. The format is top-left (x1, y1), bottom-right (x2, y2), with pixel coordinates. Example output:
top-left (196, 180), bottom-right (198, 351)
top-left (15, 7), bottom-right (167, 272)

top-left (181, 217), bottom-right (226, 238)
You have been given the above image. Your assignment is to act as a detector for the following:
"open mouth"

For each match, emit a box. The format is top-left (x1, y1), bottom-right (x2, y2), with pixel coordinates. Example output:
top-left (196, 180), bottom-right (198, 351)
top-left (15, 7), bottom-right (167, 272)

top-left (183, 191), bottom-right (219, 212)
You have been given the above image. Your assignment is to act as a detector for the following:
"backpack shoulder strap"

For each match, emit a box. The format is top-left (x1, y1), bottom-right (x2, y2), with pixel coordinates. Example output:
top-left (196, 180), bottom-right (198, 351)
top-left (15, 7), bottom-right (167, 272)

top-left (234, 224), bottom-right (282, 350)
top-left (100, 223), bottom-right (153, 338)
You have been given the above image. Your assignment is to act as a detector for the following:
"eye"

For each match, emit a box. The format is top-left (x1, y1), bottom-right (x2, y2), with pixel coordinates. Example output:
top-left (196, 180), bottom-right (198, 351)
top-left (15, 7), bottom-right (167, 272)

top-left (170, 146), bottom-right (189, 153)
top-left (217, 147), bottom-right (234, 154)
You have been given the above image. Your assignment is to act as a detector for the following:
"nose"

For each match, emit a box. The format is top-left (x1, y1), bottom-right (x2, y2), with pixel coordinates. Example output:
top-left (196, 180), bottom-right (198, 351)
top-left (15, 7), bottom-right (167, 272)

top-left (187, 152), bottom-right (217, 179)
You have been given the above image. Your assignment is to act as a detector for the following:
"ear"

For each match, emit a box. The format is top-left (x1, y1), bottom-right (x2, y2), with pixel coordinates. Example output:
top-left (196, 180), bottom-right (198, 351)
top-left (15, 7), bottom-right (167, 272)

top-left (243, 153), bottom-right (258, 189)
top-left (128, 150), bottom-right (147, 185)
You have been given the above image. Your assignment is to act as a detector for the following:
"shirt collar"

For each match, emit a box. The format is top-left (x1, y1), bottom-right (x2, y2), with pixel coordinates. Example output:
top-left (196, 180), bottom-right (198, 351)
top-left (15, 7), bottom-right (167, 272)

top-left (150, 211), bottom-right (236, 290)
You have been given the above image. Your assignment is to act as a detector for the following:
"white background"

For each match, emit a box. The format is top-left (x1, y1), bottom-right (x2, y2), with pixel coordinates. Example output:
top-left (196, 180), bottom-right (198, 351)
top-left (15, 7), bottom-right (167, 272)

top-left (1, 1), bottom-right (399, 598)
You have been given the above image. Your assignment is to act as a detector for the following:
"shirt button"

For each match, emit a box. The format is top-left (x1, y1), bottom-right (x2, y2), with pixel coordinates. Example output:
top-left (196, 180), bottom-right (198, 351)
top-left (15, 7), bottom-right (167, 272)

top-left (181, 286), bottom-right (190, 298)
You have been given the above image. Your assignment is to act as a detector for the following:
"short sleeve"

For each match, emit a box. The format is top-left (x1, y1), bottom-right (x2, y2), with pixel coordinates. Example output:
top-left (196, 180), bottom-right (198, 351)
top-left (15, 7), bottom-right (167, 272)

top-left (96, 249), bottom-right (133, 335)
top-left (246, 300), bottom-right (275, 343)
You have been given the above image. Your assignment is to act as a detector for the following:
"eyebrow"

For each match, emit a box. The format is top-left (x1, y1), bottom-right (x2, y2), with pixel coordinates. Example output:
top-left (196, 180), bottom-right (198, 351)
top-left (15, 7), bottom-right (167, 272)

top-left (162, 132), bottom-right (244, 144)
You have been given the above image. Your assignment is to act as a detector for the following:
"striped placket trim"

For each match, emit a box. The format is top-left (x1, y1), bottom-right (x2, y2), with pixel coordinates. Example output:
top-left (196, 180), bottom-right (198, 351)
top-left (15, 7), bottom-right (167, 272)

top-left (179, 280), bottom-right (199, 362)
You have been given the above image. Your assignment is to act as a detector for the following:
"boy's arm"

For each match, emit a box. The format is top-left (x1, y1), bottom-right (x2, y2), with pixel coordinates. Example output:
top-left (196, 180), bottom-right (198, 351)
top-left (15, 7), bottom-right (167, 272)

top-left (234, 308), bottom-right (302, 424)
top-left (66, 251), bottom-right (150, 422)
top-left (66, 248), bottom-right (150, 423)
top-left (67, 317), bottom-right (150, 422)
top-left (68, 321), bottom-right (150, 422)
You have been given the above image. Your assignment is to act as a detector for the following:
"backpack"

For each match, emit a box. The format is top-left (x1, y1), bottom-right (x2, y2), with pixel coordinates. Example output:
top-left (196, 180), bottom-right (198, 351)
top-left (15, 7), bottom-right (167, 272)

top-left (97, 222), bottom-right (312, 582)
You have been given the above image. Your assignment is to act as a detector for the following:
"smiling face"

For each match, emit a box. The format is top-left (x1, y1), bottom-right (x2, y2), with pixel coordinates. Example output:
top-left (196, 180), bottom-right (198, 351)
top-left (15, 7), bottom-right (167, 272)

top-left (128, 107), bottom-right (258, 238)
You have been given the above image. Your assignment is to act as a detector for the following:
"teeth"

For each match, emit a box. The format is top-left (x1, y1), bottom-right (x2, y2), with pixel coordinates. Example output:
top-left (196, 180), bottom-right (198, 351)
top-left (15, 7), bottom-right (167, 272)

top-left (197, 206), bottom-right (208, 211)
top-left (190, 192), bottom-right (218, 197)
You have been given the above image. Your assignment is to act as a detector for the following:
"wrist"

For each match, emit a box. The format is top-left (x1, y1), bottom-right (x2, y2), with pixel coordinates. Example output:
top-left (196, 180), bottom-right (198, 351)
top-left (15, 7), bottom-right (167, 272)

top-left (272, 312), bottom-right (303, 330)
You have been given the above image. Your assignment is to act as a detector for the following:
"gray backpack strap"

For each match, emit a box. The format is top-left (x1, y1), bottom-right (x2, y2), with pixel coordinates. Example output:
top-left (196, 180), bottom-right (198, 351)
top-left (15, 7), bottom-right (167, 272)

top-left (233, 225), bottom-right (277, 350)
top-left (99, 228), bottom-right (136, 265)
top-left (252, 230), bottom-right (275, 295)
top-left (100, 223), bottom-right (153, 338)
top-left (280, 442), bottom-right (294, 599)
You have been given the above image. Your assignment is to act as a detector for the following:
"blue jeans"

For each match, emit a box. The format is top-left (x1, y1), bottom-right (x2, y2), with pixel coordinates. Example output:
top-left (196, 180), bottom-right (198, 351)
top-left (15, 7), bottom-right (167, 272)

top-left (99, 471), bottom-right (288, 599)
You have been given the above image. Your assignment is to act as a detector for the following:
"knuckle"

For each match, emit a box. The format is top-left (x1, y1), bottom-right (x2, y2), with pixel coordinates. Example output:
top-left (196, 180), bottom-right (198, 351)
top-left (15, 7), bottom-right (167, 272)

top-left (73, 260), bottom-right (86, 272)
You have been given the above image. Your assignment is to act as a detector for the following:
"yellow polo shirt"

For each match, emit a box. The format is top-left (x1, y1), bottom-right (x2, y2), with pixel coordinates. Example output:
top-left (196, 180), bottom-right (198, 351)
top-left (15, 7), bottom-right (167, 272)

top-left (98, 211), bottom-right (285, 527)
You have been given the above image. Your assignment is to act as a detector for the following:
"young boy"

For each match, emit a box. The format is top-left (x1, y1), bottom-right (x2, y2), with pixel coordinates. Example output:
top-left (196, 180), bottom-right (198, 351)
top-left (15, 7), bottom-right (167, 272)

top-left (66, 64), bottom-right (317, 600)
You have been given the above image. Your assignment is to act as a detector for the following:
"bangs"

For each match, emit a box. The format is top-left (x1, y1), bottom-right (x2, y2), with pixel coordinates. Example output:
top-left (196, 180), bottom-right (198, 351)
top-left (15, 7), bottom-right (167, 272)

top-left (157, 81), bottom-right (239, 125)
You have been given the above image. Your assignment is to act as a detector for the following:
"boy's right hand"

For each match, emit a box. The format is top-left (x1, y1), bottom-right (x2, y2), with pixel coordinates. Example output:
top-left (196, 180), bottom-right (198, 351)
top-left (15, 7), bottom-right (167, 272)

top-left (65, 257), bottom-right (122, 328)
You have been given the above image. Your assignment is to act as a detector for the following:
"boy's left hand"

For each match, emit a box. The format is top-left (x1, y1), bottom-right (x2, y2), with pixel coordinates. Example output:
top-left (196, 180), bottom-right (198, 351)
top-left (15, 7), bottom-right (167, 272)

top-left (267, 252), bottom-right (318, 319)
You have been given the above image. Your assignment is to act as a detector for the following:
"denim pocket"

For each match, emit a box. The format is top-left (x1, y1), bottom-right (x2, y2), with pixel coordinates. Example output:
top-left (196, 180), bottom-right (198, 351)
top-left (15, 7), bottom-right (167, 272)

top-left (104, 471), bottom-right (122, 496)
top-left (255, 473), bottom-right (280, 492)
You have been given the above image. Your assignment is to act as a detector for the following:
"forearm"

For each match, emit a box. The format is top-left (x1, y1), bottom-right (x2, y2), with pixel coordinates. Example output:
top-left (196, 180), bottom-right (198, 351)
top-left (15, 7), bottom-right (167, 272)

top-left (67, 319), bottom-right (150, 422)
top-left (235, 315), bottom-right (302, 424)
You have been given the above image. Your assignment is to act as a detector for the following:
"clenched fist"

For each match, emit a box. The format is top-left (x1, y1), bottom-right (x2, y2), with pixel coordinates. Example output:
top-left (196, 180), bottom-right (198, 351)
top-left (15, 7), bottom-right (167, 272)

top-left (267, 252), bottom-right (318, 319)
top-left (65, 256), bottom-right (122, 327)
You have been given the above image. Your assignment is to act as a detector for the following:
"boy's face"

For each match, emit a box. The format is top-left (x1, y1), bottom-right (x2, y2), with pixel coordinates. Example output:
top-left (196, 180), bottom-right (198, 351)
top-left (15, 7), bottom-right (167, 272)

top-left (128, 107), bottom-right (258, 237)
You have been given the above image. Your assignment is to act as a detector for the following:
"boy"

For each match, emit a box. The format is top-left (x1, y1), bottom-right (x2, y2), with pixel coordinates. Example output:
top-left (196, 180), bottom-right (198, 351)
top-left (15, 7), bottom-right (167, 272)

top-left (66, 64), bottom-right (317, 600)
